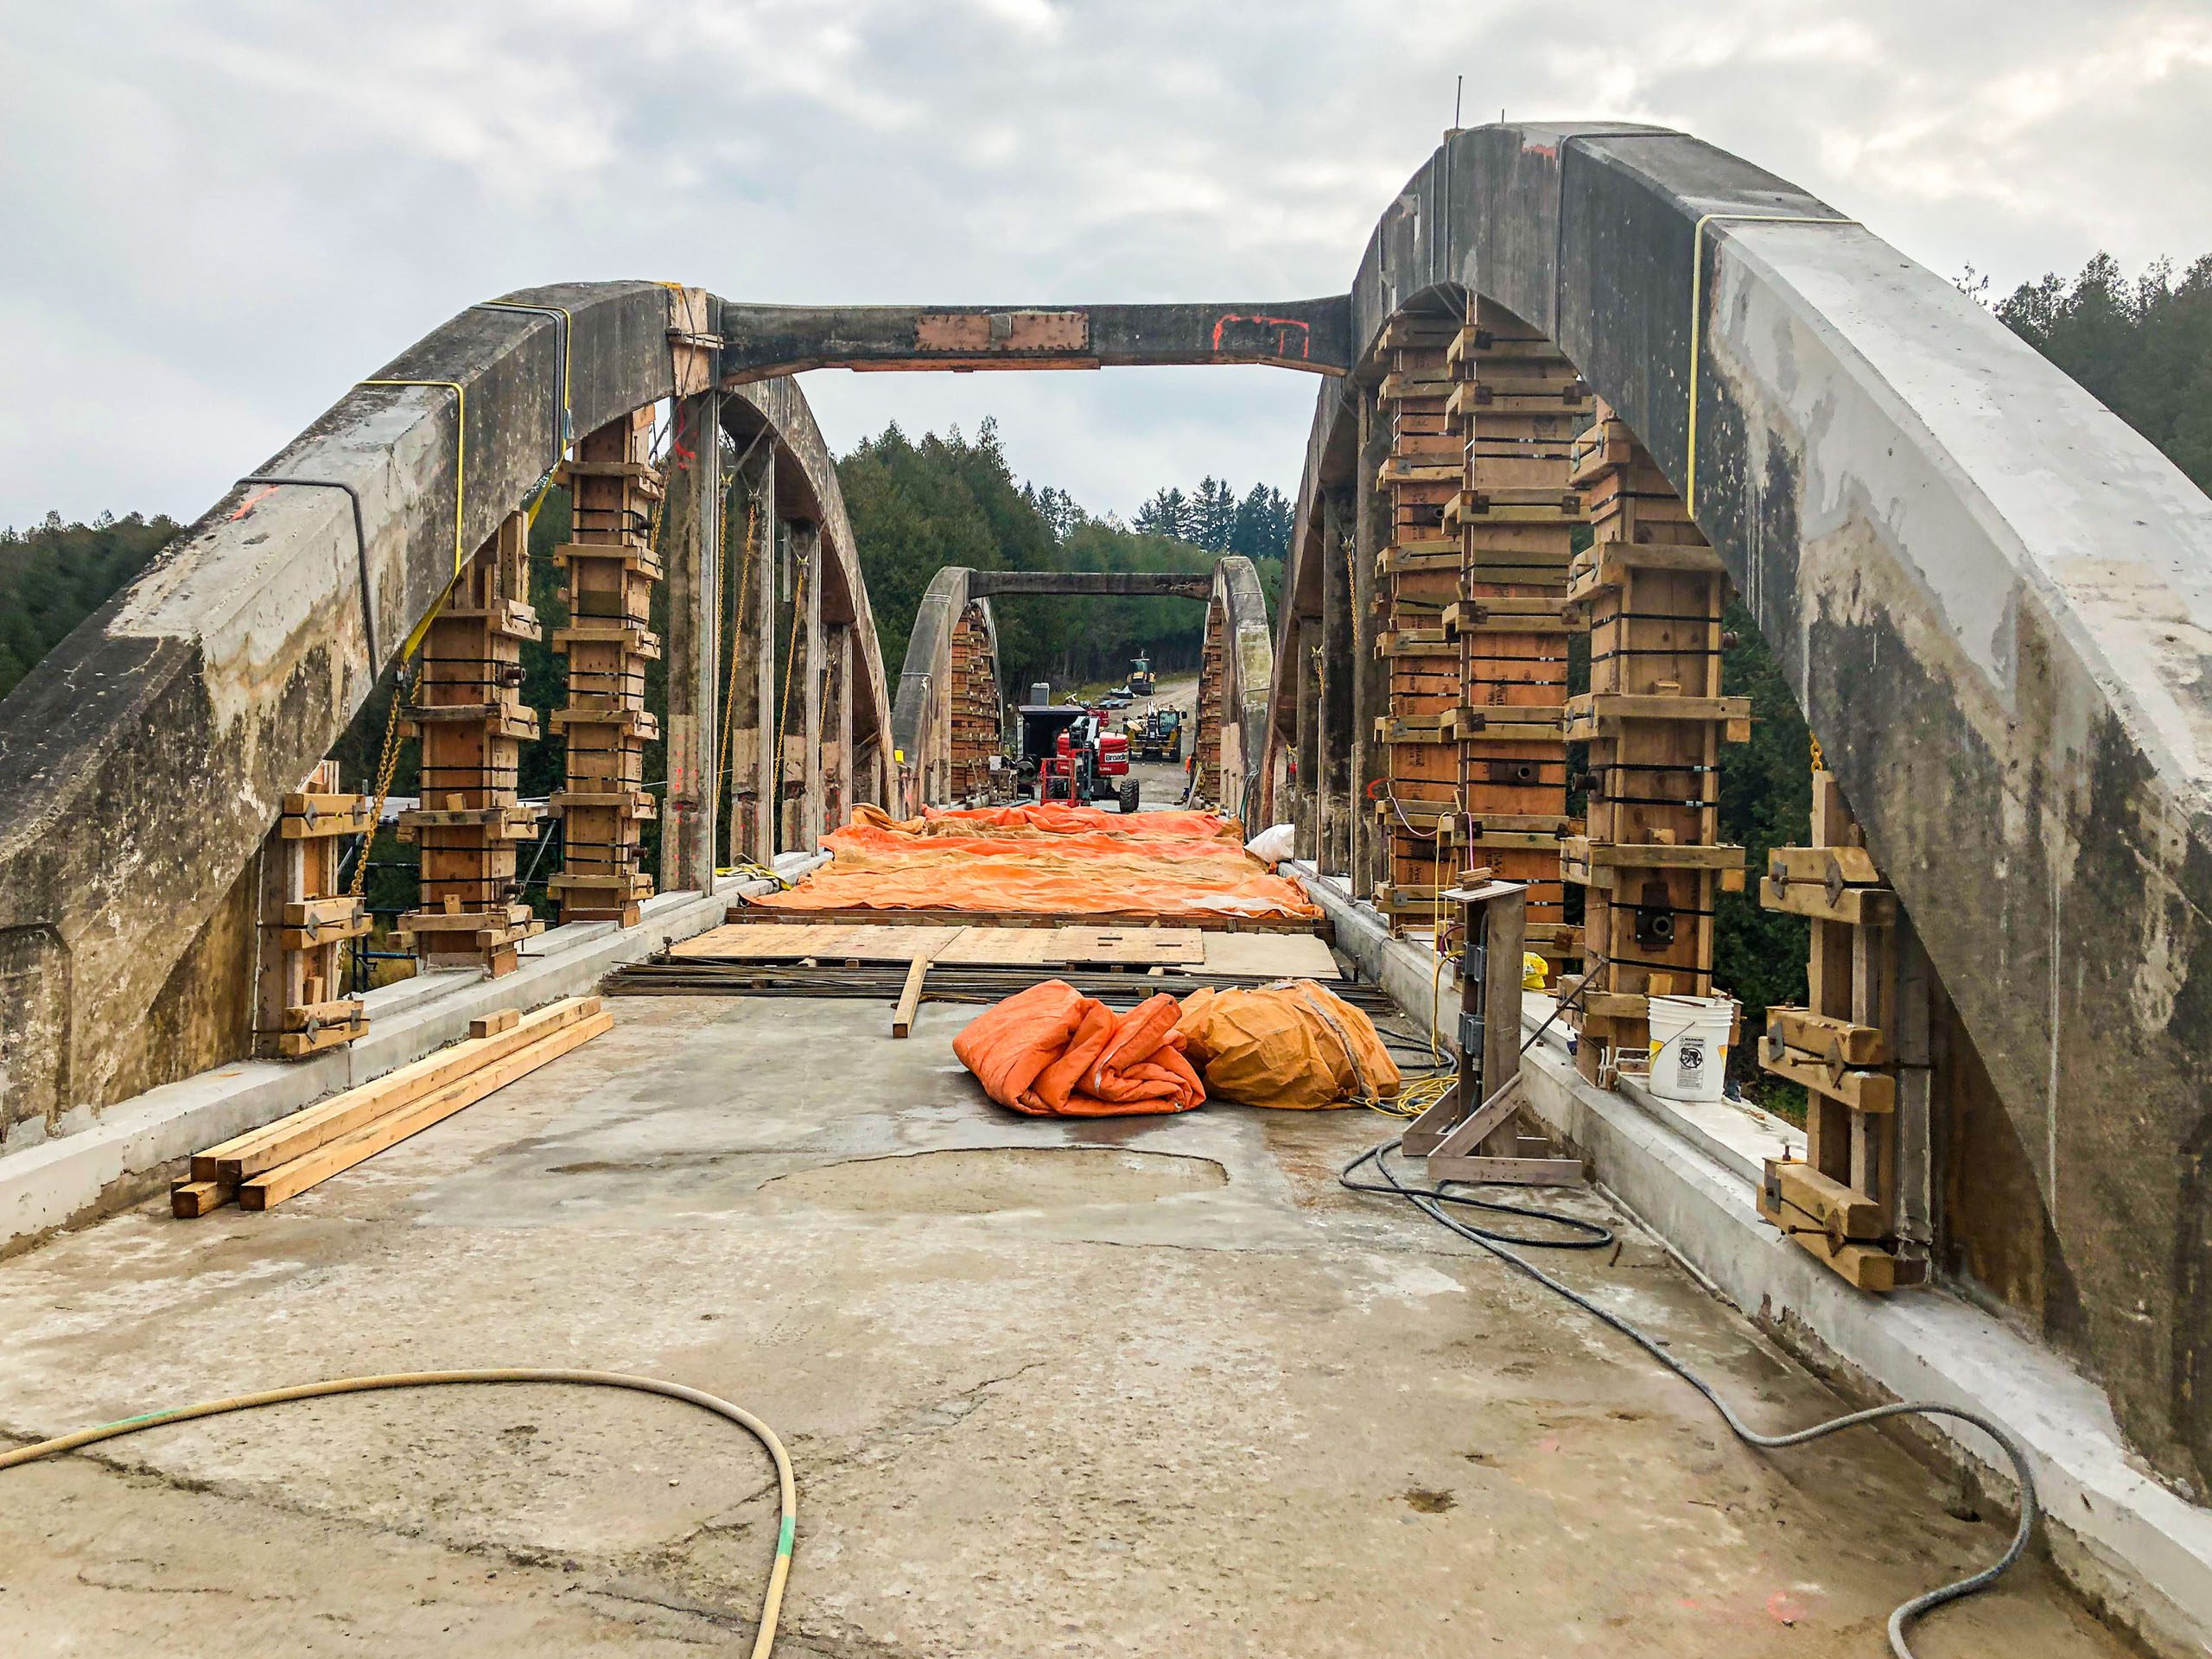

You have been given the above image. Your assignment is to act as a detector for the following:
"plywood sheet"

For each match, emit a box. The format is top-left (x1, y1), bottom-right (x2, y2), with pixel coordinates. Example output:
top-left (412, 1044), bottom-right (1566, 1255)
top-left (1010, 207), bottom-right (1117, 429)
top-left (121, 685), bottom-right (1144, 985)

top-left (676, 923), bottom-right (1218, 969)
top-left (671, 924), bottom-right (964, 963)
top-left (1198, 932), bottom-right (1341, 981)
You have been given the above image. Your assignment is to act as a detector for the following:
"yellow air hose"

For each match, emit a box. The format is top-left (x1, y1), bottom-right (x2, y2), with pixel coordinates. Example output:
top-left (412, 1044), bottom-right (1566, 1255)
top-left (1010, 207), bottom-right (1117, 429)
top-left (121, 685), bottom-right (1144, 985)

top-left (0, 1367), bottom-right (796, 1658)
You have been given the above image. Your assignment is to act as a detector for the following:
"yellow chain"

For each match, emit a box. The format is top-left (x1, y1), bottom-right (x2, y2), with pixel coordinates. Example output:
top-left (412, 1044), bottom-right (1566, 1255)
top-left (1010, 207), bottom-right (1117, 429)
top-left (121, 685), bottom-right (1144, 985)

top-left (351, 671), bottom-right (410, 899)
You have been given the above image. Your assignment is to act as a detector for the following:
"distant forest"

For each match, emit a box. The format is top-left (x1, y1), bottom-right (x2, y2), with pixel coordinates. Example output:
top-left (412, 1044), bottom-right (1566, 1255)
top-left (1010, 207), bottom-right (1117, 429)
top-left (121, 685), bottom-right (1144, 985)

top-left (836, 416), bottom-right (1287, 695)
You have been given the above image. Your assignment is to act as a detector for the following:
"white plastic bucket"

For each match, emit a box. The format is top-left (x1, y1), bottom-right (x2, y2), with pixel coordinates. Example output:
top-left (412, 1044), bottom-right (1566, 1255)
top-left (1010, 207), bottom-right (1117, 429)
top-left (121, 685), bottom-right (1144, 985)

top-left (1646, 995), bottom-right (1733, 1103)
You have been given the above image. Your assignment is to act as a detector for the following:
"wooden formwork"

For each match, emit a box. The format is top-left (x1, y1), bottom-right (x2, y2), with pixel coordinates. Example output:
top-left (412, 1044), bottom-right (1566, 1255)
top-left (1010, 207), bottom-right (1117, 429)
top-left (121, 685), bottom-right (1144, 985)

top-left (1445, 298), bottom-right (1589, 966)
top-left (1558, 402), bottom-right (1747, 1082)
top-left (1191, 605), bottom-right (1225, 807)
top-left (948, 602), bottom-right (1001, 802)
top-left (1757, 766), bottom-right (1923, 1290)
top-left (1371, 311), bottom-right (1465, 937)
top-left (396, 512), bottom-right (546, 976)
top-left (548, 410), bottom-right (662, 926)
top-left (256, 760), bottom-right (371, 1059)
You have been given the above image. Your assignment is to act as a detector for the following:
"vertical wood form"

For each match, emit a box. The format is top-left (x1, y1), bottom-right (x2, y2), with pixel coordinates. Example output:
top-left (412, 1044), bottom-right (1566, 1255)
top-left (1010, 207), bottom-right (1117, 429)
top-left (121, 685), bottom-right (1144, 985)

top-left (1559, 401), bottom-right (1748, 1083)
top-left (1446, 296), bottom-right (1587, 968)
top-left (550, 409), bottom-right (661, 925)
top-left (256, 760), bottom-right (372, 1058)
top-left (397, 514), bottom-right (545, 973)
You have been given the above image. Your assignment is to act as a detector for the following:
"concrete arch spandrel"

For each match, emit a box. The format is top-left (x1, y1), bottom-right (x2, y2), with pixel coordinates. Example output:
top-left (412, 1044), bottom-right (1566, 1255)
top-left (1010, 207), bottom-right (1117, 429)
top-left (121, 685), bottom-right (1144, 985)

top-left (1331, 123), bottom-right (2212, 1484)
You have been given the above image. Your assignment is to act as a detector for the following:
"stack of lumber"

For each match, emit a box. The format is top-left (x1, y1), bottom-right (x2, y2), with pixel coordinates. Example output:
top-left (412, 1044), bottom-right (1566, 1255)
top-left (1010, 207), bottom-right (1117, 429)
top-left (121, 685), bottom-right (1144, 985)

top-left (1370, 308), bottom-right (1465, 935)
top-left (948, 601), bottom-right (1001, 802)
top-left (173, 996), bottom-right (611, 1217)
top-left (1444, 296), bottom-right (1590, 967)
top-left (548, 407), bottom-right (663, 926)
top-left (258, 759), bottom-right (373, 1058)
top-left (1558, 400), bottom-right (1747, 1084)
top-left (1755, 764), bottom-right (1923, 1290)
top-left (397, 510), bottom-right (546, 977)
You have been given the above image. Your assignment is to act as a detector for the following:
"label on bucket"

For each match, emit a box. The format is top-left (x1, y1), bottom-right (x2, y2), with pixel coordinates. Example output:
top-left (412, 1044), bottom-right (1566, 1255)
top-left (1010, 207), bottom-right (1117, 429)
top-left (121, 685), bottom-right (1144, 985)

top-left (1675, 1036), bottom-right (1708, 1090)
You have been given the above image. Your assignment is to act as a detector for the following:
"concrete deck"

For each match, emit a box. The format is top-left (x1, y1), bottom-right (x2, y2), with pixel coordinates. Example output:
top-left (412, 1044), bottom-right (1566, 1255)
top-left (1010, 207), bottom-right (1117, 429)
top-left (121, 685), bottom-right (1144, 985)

top-left (0, 995), bottom-right (2128, 1656)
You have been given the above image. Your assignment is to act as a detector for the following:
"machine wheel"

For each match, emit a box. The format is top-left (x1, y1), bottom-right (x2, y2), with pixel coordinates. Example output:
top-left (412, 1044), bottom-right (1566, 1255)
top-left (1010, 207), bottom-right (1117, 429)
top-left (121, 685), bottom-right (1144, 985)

top-left (1168, 740), bottom-right (1182, 762)
top-left (1117, 781), bottom-right (1141, 814)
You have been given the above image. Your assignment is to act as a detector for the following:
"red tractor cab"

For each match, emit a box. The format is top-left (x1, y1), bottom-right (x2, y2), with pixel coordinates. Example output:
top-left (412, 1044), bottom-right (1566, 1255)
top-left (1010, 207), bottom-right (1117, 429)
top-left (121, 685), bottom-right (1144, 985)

top-left (1024, 705), bottom-right (1139, 813)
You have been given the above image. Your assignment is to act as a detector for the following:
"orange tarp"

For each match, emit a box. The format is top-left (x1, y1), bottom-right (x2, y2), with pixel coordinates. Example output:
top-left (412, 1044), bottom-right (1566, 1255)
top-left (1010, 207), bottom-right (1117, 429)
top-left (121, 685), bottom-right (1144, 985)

top-left (748, 804), bottom-right (1322, 924)
top-left (1175, 982), bottom-right (1401, 1109)
top-left (951, 980), bottom-right (1206, 1116)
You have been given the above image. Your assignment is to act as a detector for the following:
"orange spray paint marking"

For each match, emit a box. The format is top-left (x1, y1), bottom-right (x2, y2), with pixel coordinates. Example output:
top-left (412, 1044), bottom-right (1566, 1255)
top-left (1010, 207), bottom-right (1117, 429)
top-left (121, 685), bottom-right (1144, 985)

top-left (227, 486), bottom-right (279, 521)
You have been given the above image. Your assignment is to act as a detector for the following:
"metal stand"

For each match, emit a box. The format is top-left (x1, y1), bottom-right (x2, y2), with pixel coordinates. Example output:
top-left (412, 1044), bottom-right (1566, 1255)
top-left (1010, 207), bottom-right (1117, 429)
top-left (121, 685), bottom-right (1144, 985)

top-left (1401, 879), bottom-right (1583, 1185)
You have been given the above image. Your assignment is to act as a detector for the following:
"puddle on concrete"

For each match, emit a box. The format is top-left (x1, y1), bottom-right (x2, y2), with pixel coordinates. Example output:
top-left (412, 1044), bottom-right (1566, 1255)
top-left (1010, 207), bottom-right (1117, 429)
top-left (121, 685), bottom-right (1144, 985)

top-left (760, 1147), bottom-right (1228, 1216)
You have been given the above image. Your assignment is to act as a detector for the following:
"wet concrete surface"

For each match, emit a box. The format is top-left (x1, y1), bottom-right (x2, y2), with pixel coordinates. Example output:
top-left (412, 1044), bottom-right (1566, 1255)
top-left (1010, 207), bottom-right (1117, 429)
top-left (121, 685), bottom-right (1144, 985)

top-left (0, 995), bottom-right (2129, 1656)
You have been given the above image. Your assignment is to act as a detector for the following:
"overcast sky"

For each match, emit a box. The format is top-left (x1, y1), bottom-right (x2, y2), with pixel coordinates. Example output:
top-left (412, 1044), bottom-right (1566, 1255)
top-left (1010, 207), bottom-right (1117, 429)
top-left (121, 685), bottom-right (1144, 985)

top-left (5, 0), bottom-right (2209, 531)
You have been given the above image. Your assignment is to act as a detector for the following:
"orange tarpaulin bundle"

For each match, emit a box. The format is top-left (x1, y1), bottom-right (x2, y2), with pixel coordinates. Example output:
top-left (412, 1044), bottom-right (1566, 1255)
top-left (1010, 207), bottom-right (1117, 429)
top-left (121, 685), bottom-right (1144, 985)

top-left (749, 804), bottom-right (1321, 924)
top-left (1175, 982), bottom-right (1402, 1109)
top-left (954, 978), bottom-right (1400, 1116)
top-left (951, 980), bottom-right (1206, 1117)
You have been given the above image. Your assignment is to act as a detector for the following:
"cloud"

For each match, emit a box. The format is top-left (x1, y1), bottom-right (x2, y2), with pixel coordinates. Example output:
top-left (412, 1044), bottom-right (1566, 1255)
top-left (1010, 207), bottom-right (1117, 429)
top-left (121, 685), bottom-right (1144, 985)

top-left (3, 0), bottom-right (2207, 527)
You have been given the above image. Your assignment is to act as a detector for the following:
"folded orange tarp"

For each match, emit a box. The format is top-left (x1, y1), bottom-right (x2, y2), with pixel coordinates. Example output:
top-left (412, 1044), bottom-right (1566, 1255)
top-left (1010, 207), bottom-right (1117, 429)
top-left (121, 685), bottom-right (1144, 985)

top-left (951, 980), bottom-right (1206, 1117)
top-left (750, 804), bottom-right (1322, 923)
top-left (1175, 982), bottom-right (1401, 1109)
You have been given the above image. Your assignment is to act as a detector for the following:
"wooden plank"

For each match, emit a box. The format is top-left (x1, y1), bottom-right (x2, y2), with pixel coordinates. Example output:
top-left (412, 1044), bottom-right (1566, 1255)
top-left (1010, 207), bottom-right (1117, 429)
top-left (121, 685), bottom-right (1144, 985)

top-left (1766, 1006), bottom-right (1888, 1067)
top-left (1767, 846), bottom-right (1883, 887)
top-left (892, 957), bottom-right (931, 1038)
top-left (1758, 1038), bottom-right (1897, 1113)
top-left (196, 997), bottom-right (598, 1180)
top-left (1562, 838), bottom-right (1746, 872)
top-left (170, 1178), bottom-right (235, 1218)
top-left (469, 1008), bottom-right (521, 1039)
top-left (241, 1011), bottom-right (613, 1210)
top-left (1758, 877), bottom-right (1897, 925)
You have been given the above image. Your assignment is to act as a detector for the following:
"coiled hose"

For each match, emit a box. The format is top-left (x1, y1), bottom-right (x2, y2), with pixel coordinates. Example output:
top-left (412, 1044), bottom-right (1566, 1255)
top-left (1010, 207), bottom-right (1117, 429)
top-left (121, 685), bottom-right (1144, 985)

top-left (0, 1368), bottom-right (796, 1658)
top-left (1342, 1136), bottom-right (2038, 1658)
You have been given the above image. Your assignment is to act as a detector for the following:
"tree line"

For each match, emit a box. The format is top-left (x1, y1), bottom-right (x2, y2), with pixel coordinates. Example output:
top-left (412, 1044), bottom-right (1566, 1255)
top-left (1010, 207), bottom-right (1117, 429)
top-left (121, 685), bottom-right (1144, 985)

top-left (837, 418), bottom-right (1287, 694)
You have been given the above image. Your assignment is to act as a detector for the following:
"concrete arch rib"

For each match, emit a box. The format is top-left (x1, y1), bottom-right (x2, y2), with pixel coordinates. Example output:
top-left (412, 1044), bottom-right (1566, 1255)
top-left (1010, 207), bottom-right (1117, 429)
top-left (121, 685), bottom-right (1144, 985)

top-left (1204, 555), bottom-right (1274, 826)
top-left (887, 565), bottom-right (1002, 815)
top-left (0, 283), bottom-right (886, 1139)
top-left (1276, 121), bottom-right (2212, 1484)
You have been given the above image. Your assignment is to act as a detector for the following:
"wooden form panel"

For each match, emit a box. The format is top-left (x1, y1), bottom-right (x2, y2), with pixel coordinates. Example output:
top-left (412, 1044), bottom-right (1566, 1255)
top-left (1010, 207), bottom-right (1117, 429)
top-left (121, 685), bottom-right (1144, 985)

top-left (1447, 298), bottom-right (1587, 963)
top-left (256, 760), bottom-right (370, 1059)
top-left (948, 601), bottom-right (1001, 803)
top-left (549, 410), bottom-right (662, 925)
top-left (1559, 402), bottom-right (1746, 1082)
top-left (396, 512), bottom-right (546, 976)
top-left (1191, 601), bottom-right (1225, 807)
top-left (1757, 766), bottom-right (1924, 1290)
top-left (1371, 311), bottom-right (1464, 938)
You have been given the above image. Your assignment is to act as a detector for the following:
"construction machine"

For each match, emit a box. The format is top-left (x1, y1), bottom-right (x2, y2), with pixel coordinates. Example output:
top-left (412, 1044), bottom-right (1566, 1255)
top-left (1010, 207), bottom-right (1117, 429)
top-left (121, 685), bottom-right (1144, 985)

top-left (1014, 698), bottom-right (1138, 812)
top-left (1127, 705), bottom-right (1185, 762)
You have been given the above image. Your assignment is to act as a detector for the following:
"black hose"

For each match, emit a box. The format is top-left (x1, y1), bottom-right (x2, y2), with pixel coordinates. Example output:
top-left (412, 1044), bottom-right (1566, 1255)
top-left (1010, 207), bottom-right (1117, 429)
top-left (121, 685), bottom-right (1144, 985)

top-left (1339, 1131), bottom-right (2039, 1658)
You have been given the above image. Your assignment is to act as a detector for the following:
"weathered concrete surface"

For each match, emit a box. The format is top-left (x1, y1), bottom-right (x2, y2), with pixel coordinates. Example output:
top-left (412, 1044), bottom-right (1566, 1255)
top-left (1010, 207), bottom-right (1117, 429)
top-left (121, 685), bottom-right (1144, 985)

top-left (719, 299), bottom-right (1352, 381)
top-left (0, 996), bottom-right (2125, 1656)
top-left (0, 297), bottom-right (893, 1155)
top-left (1296, 861), bottom-right (2212, 1656)
top-left (1273, 119), bottom-right (2212, 1491)
top-left (0, 281), bottom-right (690, 1139)
top-left (969, 569), bottom-right (1213, 601)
